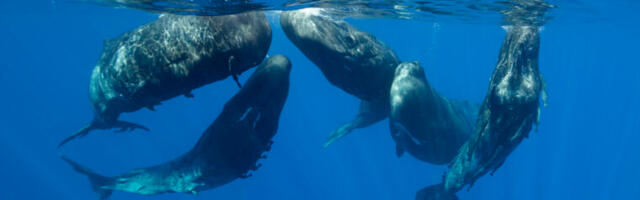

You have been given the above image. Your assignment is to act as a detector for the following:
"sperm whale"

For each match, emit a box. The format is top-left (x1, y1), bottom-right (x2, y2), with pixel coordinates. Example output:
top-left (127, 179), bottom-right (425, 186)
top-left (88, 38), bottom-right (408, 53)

top-left (59, 11), bottom-right (272, 147)
top-left (62, 55), bottom-right (291, 199)
top-left (280, 8), bottom-right (400, 147)
top-left (389, 61), bottom-right (475, 165)
top-left (416, 25), bottom-right (545, 200)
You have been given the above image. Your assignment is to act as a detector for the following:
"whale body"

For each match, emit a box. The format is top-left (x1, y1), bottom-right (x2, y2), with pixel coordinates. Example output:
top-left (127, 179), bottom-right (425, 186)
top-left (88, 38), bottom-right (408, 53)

top-left (417, 25), bottom-right (544, 200)
top-left (60, 11), bottom-right (272, 147)
top-left (280, 8), bottom-right (400, 147)
top-left (62, 55), bottom-right (292, 199)
top-left (389, 61), bottom-right (475, 165)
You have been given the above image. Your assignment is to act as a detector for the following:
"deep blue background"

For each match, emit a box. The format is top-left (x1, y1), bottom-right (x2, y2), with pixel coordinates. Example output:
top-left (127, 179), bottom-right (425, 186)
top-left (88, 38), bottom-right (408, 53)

top-left (1, 1), bottom-right (639, 199)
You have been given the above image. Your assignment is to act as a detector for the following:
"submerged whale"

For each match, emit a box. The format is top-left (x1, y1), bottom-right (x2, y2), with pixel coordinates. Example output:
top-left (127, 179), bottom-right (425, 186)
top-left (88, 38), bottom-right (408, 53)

top-left (280, 8), bottom-right (400, 147)
top-left (416, 25), bottom-right (545, 200)
top-left (62, 55), bottom-right (291, 199)
top-left (389, 61), bottom-right (475, 165)
top-left (59, 11), bottom-right (272, 147)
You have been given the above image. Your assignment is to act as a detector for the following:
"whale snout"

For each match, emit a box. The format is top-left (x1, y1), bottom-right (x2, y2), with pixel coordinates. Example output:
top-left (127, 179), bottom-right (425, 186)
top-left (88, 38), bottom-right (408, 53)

top-left (395, 61), bottom-right (426, 81)
top-left (264, 54), bottom-right (292, 73)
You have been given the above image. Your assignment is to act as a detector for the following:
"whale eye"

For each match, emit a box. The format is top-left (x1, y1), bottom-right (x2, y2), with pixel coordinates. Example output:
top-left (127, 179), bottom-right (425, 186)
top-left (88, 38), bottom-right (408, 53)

top-left (344, 36), bottom-right (355, 46)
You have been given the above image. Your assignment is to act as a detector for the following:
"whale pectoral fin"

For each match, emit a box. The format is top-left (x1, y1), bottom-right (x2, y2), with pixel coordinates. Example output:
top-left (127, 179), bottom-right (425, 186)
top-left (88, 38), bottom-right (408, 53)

top-left (58, 120), bottom-right (149, 147)
top-left (389, 121), bottom-right (406, 157)
top-left (58, 123), bottom-right (96, 148)
top-left (323, 100), bottom-right (386, 148)
top-left (228, 55), bottom-right (243, 88)
top-left (232, 73), bottom-right (242, 88)
top-left (323, 122), bottom-right (356, 148)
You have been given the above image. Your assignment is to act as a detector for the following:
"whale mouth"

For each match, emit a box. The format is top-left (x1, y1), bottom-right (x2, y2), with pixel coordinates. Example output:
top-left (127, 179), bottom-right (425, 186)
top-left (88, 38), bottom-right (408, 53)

top-left (391, 122), bottom-right (422, 146)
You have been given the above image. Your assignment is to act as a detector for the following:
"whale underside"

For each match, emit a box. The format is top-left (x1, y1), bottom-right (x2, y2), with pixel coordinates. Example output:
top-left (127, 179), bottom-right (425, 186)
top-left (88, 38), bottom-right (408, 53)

top-left (62, 55), bottom-right (292, 199)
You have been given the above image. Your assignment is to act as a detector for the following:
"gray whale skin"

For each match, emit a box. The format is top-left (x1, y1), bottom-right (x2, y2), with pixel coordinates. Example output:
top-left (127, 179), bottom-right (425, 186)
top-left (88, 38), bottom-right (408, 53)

top-left (62, 55), bottom-right (291, 199)
top-left (280, 9), bottom-right (400, 147)
top-left (416, 26), bottom-right (544, 200)
top-left (389, 61), bottom-right (475, 165)
top-left (60, 11), bottom-right (272, 147)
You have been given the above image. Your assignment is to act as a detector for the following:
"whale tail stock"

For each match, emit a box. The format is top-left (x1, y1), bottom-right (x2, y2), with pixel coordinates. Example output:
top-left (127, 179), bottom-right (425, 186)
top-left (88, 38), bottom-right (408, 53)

top-left (58, 119), bottom-right (149, 148)
top-left (61, 156), bottom-right (114, 200)
top-left (415, 184), bottom-right (459, 200)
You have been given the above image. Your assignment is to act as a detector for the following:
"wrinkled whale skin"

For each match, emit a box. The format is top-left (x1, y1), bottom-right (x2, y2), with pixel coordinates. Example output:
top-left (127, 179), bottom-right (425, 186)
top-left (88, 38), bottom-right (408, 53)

top-left (63, 55), bottom-right (292, 199)
top-left (389, 61), bottom-right (474, 165)
top-left (280, 9), bottom-right (399, 102)
top-left (60, 11), bottom-right (272, 147)
top-left (92, 11), bottom-right (271, 123)
top-left (417, 26), bottom-right (543, 200)
top-left (280, 9), bottom-right (400, 146)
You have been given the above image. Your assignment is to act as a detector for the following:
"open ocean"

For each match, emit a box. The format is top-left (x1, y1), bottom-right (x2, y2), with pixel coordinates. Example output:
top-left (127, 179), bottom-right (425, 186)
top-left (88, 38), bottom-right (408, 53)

top-left (0, 0), bottom-right (639, 199)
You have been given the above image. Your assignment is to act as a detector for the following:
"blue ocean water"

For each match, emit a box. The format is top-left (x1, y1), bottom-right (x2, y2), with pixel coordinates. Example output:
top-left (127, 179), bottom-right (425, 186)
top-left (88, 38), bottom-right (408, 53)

top-left (0, 1), bottom-right (639, 199)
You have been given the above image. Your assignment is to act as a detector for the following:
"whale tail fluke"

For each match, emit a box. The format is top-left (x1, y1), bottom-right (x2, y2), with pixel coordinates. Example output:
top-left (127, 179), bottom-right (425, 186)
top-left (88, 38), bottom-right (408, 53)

top-left (61, 156), bottom-right (114, 200)
top-left (59, 120), bottom-right (149, 148)
top-left (416, 184), bottom-right (458, 200)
